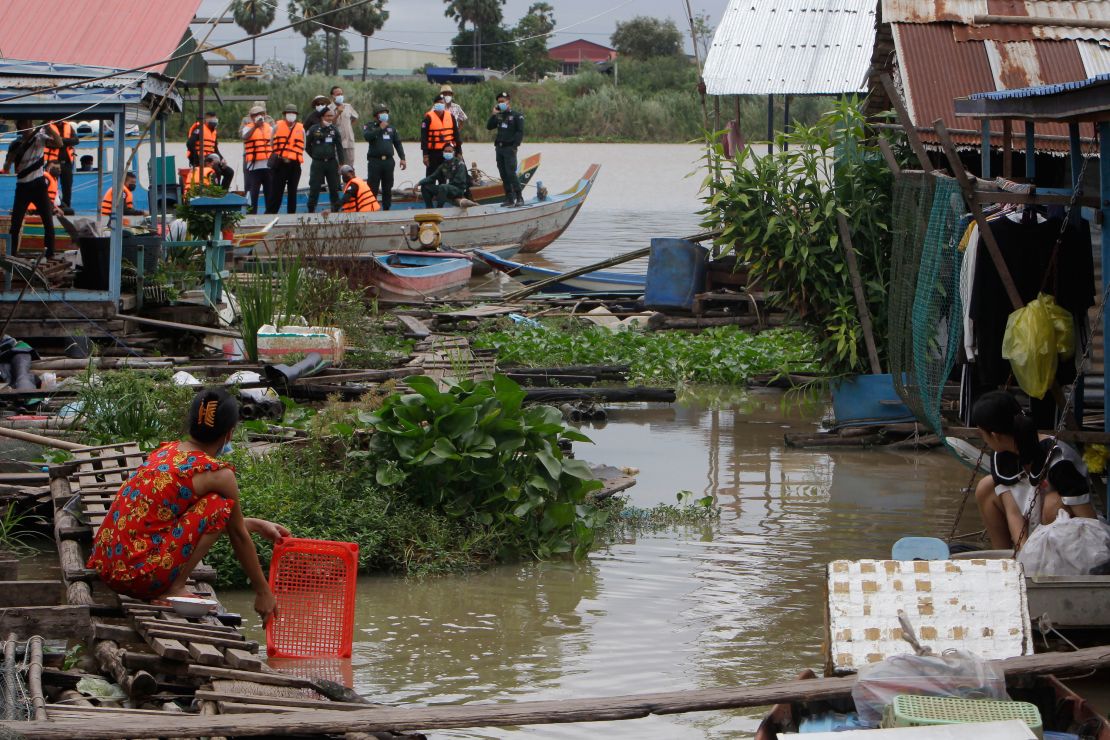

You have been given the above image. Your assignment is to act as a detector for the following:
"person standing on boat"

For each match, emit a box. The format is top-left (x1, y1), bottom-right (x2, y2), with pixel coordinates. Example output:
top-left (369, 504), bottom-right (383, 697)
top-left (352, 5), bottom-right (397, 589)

top-left (972, 391), bottom-right (1097, 549)
top-left (421, 95), bottom-right (461, 179)
top-left (303, 95), bottom-right (331, 133)
top-left (267, 105), bottom-right (305, 215)
top-left (328, 165), bottom-right (380, 213)
top-left (28, 161), bottom-right (62, 217)
top-left (305, 108), bottom-right (343, 213)
top-left (439, 83), bottom-right (468, 126)
top-left (87, 387), bottom-right (287, 623)
top-left (363, 104), bottom-right (406, 211)
top-left (240, 104), bottom-right (274, 215)
top-left (3, 120), bottom-right (62, 258)
top-left (43, 120), bottom-right (79, 209)
top-left (487, 91), bottom-right (525, 207)
top-left (187, 112), bottom-right (233, 188)
top-left (418, 143), bottom-right (468, 208)
top-left (328, 86), bottom-right (359, 167)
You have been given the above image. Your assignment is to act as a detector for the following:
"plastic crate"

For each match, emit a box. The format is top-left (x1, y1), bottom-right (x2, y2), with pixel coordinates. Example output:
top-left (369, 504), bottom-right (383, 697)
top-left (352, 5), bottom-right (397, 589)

top-left (882, 695), bottom-right (1043, 738)
top-left (266, 538), bottom-right (359, 659)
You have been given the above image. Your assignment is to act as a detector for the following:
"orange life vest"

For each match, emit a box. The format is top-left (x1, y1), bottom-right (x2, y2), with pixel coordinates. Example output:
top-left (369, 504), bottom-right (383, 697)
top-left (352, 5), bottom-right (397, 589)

top-left (425, 109), bottom-right (456, 151)
top-left (28, 171), bottom-right (58, 213)
top-left (44, 121), bottom-right (76, 164)
top-left (244, 122), bottom-right (273, 162)
top-left (101, 186), bottom-right (133, 216)
top-left (188, 121), bottom-right (219, 157)
top-left (342, 177), bottom-right (380, 213)
top-left (185, 166), bottom-right (215, 189)
top-left (272, 120), bottom-right (305, 164)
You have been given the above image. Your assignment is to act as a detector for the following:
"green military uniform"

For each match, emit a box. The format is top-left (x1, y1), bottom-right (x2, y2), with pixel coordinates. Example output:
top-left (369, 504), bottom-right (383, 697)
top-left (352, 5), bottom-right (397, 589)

top-left (363, 114), bottom-right (406, 211)
top-left (418, 156), bottom-right (469, 208)
top-left (305, 122), bottom-right (342, 212)
top-left (486, 95), bottom-right (525, 206)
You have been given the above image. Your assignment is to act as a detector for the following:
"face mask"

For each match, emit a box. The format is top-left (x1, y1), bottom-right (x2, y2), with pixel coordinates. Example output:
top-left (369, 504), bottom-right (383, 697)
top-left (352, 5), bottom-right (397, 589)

top-left (433, 103), bottom-right (445, 113)
top-left (334, 95), bottom-right (344, 104)
top-left (254, 115), bottom-right (264, 123)
top-left (315, 105), bottom-right (326, 113)
top-left (443, 95), bottom-right (453, 104)
top-left (125, 183), bottom-right (134, 192)
top-left (220, 440), bottom-right (233, 456)
top-left (497, 102), bottom-right (508, 112)
top-left (443, 152), bottom-right (455, 161)
top-left (378, 113), bottom-right (389, 122)
top-left (207, 119), bottom-right (218, 127)
top-left (285, 113), bottom-right (297, 123)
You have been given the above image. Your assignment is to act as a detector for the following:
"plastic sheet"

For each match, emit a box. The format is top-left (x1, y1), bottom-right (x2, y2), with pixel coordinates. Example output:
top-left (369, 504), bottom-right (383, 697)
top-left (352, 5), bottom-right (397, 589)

top-left (851, 650), bottom-right (1008, 727)
top-left (1001, 294), bottom-right (1073, 400)
top-left (1018, 511), bottom-right (1110, 576)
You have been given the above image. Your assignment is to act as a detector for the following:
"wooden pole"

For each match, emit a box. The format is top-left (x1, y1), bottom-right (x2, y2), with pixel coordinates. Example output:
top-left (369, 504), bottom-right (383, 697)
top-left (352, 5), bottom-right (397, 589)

top-left (28, 636), bottom-right (46, 721)
top-left (4, 646), bottom-right (1110, 738)
top-left (1002, 119), bottom-right (1013, 179)
top-left (0, 426), bottom-right (85, 451)
top-left (836, 213), bottom-right (882, 374)
top-left (499, 230), bottom-right (720, 302)
top-left (879, 73), bottom-right (932, 173)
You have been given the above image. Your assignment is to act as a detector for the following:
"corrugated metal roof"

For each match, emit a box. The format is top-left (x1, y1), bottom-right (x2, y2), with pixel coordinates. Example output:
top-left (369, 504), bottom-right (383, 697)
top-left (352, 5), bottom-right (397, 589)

top-left (0, 59), bottom-right (183, 114)
top-left (967, 70), bottom-right (1110, 98)
top-left (703, 0), bottom-right (877, 95)
top-left (884, 0), bottom-right (1110, 25)
top-left (0, 0), bottom-right (203, 73)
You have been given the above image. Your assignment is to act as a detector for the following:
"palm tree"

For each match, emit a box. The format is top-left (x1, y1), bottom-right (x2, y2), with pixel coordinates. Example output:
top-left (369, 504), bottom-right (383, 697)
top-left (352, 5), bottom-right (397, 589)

top-left (444, 0), bottom-right (504, 68)
top-left (231, 0), bottom-right (276, 63)
top-left (349, 1), bottom-right (389, 81)
top-left (288, 0), bottom-right (325, 73)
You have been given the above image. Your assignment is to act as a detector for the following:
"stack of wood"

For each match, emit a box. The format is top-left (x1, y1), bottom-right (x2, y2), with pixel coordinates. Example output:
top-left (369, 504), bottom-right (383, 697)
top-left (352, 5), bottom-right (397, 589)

top-left (2, 257), bottom-right (73, 290)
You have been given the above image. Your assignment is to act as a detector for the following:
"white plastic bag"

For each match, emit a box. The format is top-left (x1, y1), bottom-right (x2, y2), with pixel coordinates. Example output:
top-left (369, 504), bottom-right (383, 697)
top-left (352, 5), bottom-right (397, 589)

top-left (1018, 511), bottom-right (1110, 576)
top-left (851, 651), bottom-right (1008, 727)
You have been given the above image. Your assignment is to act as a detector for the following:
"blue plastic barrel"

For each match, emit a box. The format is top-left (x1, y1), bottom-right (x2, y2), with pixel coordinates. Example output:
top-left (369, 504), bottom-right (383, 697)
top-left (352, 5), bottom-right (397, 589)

top-left (645, 238), bottom-right (708, 312)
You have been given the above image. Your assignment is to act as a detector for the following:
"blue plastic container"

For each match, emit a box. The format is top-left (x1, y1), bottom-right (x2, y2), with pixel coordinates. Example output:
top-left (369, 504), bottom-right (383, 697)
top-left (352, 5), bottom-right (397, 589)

top-left (830, 373), bottom-right (916, 428)
top-left (644, 238), bottom-right (708, 312)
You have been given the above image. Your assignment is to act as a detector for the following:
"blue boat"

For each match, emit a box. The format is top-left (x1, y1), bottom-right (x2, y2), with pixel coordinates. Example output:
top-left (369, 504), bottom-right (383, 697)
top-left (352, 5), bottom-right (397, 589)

top-left (472, 249), bottom-right (646, 296)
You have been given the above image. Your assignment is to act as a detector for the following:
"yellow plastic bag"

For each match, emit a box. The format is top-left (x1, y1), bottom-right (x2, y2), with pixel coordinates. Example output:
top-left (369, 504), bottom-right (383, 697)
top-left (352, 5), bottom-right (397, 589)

top-left (1001, 293), bottom-right (1074, 399)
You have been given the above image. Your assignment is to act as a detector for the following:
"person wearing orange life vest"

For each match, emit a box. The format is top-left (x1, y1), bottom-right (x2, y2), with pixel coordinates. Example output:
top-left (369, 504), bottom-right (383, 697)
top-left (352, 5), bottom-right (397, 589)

top-left (101, 172), bottom-right (146, 217)
top-left (267, 105), bottom-right (305, 215)
top-left (240, 104), bottom-right (274, 214)
top-left (326, 165), bottom-right (380, 214)
top-left (43, 120), bottom-right (79, 208)
top-left (187, 112), bottom-right (234, 188)
top-left (28, 162), bottom-right (62, 215)
top-left (420, 95), bottom-right (461, 179)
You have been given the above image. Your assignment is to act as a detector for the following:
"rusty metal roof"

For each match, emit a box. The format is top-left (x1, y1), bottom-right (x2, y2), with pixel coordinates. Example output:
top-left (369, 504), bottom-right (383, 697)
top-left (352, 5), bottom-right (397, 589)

top-left (703, 0), bottom-right (877, 95)
top-left (884, 0), bottom-right (1110, 39)
top-left (0, 0), bottom-right (203, 73)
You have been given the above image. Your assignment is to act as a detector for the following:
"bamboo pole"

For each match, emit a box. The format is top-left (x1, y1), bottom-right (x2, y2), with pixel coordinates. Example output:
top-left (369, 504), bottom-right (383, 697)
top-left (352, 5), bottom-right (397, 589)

top-left (836, 213), bottom-right (882, 374)
top-left (27, 636), bottom-right (45, 722)
top-left (879, 73), bottom-right (933, 173)
top-left (0, 427), bottom-right (85, 451)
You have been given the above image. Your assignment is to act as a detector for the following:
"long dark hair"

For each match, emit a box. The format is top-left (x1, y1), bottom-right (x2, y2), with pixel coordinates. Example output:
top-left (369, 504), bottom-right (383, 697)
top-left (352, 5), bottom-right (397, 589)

top-left (970, 391), bottom-right (1045, 469)
top-left (187, 387), bottom-right (238, 443)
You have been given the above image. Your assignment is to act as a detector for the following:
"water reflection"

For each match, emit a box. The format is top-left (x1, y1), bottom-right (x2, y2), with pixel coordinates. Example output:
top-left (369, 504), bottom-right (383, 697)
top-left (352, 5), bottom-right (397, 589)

top-left (223, 388), bottom-right (976, 738)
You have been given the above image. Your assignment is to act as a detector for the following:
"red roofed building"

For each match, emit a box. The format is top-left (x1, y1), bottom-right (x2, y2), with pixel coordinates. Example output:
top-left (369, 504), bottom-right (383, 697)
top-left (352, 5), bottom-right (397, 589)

top-left (0, 0), bottom-right (205, 79)
top-left (548, 40), bottom-right (617, 75)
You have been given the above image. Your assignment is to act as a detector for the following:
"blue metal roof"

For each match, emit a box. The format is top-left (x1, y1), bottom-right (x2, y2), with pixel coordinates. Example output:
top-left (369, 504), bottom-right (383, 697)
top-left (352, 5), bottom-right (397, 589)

top-left (968, 73), bottom-right (1110, 101)
top-left (0, 58), bottom-right (182, 113)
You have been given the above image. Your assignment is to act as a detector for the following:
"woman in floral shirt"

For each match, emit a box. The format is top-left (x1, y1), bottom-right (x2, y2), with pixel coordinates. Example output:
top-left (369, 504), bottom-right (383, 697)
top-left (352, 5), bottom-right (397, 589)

top-left (87, 388), bottom-right (285, 623)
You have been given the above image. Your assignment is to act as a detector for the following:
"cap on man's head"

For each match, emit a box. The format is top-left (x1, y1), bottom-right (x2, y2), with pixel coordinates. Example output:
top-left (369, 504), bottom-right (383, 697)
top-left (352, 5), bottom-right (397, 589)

top-left (249, 104), bottom-right (266, 116)
top-left (497, 91), bottom-right (510, 100)
top-left (312, 95), bottom-right (331, 105)
top-left (205, 110), bottom-right (218, 117)
top-left (439, 83), bottom-right (454, 94)
top-left (442, 142), bottom-right (455, 151)
top-left (373, 103), bottom-right (389, 115)
top-left (283, 104), bottom-right (298, 114)
top-left (205, 153), bottom-right (221, 163)
top-left (433, 94), bottom-right (445, 103)
top-left (339, 164), bottom-right (355, 177)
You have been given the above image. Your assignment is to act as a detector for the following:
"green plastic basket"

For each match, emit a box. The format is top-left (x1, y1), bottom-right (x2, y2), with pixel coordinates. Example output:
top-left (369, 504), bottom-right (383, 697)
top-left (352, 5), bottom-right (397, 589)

top-left (882, 695), bottom-right (1043, 738)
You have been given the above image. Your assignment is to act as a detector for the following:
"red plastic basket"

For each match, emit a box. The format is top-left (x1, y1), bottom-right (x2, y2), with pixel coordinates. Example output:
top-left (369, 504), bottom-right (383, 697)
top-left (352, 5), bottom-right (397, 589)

top-left (266, 537), bottom-right (359, 659)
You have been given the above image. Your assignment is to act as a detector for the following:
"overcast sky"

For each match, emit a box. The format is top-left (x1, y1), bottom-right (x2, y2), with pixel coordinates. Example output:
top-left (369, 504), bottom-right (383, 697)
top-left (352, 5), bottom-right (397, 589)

top-left (196, 0), bottom-right (727, 68)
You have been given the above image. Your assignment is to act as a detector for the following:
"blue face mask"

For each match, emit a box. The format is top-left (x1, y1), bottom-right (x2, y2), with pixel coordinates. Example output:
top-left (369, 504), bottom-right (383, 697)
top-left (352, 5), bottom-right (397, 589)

top-left (379, 113), bottom-right (389, 122)
top-left (497, 102), bottom-right (508, 112)
top-left (220, 440), bottom-right (233, 456)
top-left (443, 152), bottom-right (455, 161)
top-left (434, 103), bottom-right (445, 113)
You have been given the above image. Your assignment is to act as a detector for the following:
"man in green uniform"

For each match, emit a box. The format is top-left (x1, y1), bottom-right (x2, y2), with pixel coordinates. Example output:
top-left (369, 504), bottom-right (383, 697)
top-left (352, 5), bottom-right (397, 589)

top-left (486, 90), bottom-right (525, 207)
top-left (305, 107), bottom-right (342, 213)
top-left (418, 143), bottom-right (468, 208)
top-left (362, 103), bottom-right (406, 210)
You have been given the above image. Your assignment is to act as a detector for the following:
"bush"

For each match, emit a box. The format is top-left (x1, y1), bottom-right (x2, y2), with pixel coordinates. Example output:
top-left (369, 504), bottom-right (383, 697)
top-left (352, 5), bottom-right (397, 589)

top-left (73, 369), bottom-right (195, 448)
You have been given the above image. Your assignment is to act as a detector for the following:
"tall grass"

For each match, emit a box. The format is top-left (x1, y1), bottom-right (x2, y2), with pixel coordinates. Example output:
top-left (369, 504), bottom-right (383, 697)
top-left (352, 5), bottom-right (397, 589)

top-left (232, 256), bottom-right (303, 362)
top-left (73, 369), bottom-right (195, 447)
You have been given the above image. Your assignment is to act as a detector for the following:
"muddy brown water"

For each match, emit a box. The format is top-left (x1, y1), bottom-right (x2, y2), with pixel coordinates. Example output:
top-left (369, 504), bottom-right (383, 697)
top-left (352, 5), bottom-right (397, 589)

top-left (219, 388), bottom-right (1021, 737)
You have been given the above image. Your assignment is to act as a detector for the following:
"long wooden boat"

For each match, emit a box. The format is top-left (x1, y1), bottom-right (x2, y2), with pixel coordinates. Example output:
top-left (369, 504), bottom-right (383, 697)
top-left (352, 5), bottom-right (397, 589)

top-left (473, 247), bottom-right (645, 295)
top-left (241, 164), bottom-right (599, 256)
top-left (756, 670), bottom-right (1110, 738)
top-left (306, 249), bottom-right (473, 301)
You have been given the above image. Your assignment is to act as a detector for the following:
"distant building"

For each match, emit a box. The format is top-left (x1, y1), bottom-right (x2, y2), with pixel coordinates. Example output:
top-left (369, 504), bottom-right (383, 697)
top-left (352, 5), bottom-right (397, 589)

top-left (349, 48), bottom-right (453, 74)
top-left (548, 40), bottom-right (617, 75)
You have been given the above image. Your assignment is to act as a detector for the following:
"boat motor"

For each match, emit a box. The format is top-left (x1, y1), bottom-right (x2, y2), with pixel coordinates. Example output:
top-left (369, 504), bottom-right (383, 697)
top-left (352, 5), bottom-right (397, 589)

top-left (413, 213), bottom-right (444, 250)
top-left (536, 181), bottom-right (548, 202)
top-left (263, 352), bottom-right (327, 390)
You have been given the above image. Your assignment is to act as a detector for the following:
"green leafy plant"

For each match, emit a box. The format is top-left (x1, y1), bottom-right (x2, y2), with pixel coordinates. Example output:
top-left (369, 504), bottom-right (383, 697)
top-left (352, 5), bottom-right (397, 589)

top-left (174, 182), bottom-right (244, 240)
top-left (232, 256), bottom-right (303, 362)
top-left (367, 375), bottom-right (605, 559)
top-left (700, 97), bottom-right (895, 375)
top-left (0, 505), bottom-right (47, 555)
top-left (72, 369), bottom-right (195, 448)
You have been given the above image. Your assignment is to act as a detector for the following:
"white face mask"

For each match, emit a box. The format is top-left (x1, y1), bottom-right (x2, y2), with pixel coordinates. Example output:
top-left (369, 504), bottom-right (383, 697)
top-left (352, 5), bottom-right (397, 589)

top-left (443, 95), bottom-right (453, 104)
top-left (254, 115), bottom-right (264, 123)
top-left (334, 95), bottom-right (344, 104)
top-left (285, 113), bottom-right (296, 123)
top-left (315, 105), bottom-right (326, 113)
